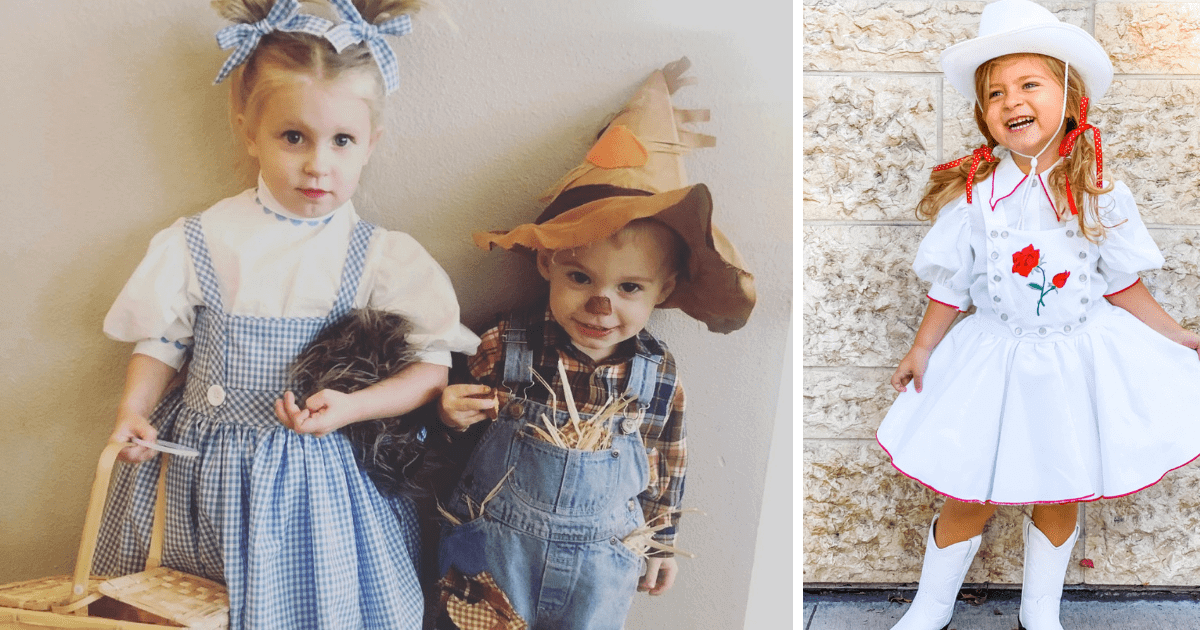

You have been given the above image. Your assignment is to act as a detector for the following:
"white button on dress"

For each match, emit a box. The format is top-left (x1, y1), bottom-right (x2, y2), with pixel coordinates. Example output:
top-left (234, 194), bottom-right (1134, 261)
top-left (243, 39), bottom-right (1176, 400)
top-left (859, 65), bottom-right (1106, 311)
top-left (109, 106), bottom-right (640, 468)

top-left (207, 384), bottom-right (226, 407)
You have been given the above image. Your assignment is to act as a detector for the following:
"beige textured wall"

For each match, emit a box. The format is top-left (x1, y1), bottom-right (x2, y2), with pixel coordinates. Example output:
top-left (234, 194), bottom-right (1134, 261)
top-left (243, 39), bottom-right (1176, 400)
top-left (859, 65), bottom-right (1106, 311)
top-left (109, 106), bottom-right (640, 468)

top-left (803, 0), bottom-right (1200, 586)
top-left (0, 2), bottom-right (792, 628)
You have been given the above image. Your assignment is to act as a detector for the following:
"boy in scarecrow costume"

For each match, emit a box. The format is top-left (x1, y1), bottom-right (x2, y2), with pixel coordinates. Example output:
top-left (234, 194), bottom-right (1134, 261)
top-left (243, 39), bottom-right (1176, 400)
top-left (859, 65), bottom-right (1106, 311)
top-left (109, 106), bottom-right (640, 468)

top-left (432, 58), bottom-right (755, 630)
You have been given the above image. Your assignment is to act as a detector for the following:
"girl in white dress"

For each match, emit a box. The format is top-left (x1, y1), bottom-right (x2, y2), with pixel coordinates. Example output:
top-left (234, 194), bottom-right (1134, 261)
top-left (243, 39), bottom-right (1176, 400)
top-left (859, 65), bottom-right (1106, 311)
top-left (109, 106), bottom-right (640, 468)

top-left (93, 1), bottom-right (479, 628)
top-left (877, 1), bottom-right (1200, 629)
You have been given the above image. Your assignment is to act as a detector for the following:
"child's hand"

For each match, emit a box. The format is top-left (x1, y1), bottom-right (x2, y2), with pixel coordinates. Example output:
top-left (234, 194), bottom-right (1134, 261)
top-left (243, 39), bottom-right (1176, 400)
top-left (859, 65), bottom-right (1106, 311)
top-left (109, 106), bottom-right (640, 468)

top-left (439, 384), bottom-right (497, 432)
top-left (1168, 329), bottom-right (1200, 360)
top-left (110, 411), bottom-right (158, 464)
top-left (638, 556), bottom-right (678, 596)
top-left (274, 389), bottom-right (357, 438)
top-left (891, 346), bottom-right (933, 393)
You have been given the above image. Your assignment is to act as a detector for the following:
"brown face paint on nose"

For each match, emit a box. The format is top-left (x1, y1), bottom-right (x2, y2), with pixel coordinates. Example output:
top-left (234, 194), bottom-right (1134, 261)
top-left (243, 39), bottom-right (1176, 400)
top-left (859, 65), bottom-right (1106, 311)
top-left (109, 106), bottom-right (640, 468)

top-left (586, 296), bottom-right (612, 315)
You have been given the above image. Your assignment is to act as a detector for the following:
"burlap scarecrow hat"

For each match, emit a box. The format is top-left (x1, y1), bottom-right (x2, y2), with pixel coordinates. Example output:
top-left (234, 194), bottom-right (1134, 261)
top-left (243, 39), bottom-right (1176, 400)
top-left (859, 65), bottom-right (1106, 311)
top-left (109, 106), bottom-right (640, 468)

top-left (473, 57), bottom-right (756, 334)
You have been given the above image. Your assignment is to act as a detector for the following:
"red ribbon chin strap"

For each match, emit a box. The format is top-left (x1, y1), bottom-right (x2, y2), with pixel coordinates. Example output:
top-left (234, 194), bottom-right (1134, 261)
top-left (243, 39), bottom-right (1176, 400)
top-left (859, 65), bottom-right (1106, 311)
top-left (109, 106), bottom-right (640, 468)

top-left (1058, 96), bottom-right (1103, 216)
top-left (933, 145), bottom-right (999, 204)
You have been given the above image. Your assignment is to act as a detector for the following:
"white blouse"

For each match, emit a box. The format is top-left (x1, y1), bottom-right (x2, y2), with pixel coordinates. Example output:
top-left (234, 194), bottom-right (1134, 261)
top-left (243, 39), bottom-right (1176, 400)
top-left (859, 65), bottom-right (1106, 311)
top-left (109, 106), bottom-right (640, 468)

top-left (915, 156), bottom-right (1164, 311)
top-left (104, 180), bottom-right (480, 369)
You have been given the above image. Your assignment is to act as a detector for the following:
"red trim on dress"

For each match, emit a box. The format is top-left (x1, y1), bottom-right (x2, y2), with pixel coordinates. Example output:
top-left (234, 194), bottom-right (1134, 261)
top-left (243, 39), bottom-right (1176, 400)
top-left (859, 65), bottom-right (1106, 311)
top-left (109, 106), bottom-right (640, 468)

top-left (1103, 278), bottom-right (1142, 298)
top-left (990, 168), bottom-right (1031, 211)
top-left (926, 295), bottom-right (966, 312)
top-left (875, 435), bottom-right (1095, 505)
top-left (875, 432), bottom-right (1200, 505)
top-left (1101, 451), bottom-right (1200, 500)
top-left (1035, 173), bottom-right (1061, 219)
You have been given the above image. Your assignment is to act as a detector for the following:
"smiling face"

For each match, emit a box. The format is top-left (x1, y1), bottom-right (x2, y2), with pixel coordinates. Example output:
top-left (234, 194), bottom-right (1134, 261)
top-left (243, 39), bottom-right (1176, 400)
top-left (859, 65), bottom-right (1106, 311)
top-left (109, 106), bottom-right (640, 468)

top-left (537, 223), bottom-right (679, 362)
top-left (980, 54), bottom-right (1068, 172)
top-left (240, 69), bottom-right (381, 218)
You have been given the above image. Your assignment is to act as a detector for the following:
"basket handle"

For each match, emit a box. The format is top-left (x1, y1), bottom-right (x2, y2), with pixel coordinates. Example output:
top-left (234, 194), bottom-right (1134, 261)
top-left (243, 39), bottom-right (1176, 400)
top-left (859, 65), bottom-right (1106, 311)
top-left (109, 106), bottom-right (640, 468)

top-left (145, 451), bottom-right (170, 571)
top-left (69, 441), bottom-right (171, 603)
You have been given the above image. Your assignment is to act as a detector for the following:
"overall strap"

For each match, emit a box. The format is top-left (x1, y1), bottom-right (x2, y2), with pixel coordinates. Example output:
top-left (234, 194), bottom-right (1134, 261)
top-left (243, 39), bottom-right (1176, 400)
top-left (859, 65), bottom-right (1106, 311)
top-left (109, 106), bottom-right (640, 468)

top-left (328, 219), bottom-right (376, 322)
top-left (183, 215), bottom-right (224, 312)
top-left (500, 311), bottom-right (534, 392)
top-left (623, 346), bottom-right (663, 410)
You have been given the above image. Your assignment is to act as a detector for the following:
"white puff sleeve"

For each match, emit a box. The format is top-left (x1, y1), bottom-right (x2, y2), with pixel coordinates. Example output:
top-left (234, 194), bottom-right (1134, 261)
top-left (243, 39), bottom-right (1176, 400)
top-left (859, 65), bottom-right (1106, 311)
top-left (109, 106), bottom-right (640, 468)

top-left (1095, 181), bottom-right (1164, 294)
top-left (103, 218), bottom-right (200, 370)
top-left (363, 231), bottom-right (481, 367)
top-left (913, 197), bottom-right (975, 311)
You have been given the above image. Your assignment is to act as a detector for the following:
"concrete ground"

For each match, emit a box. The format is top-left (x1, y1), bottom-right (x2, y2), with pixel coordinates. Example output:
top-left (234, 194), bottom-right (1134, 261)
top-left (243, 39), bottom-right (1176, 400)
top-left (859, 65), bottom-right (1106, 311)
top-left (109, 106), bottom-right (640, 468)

top-left (803, 588), bottom-right (1200, 629)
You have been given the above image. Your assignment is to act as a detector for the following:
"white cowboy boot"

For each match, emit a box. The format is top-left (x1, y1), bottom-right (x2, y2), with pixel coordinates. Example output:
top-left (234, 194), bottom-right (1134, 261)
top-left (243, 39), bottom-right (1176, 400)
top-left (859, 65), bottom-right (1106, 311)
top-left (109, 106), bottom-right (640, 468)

top-left (892, 517), bottom-right (982, 630)
top-left (1017, 515), bottom-right (1079, 630)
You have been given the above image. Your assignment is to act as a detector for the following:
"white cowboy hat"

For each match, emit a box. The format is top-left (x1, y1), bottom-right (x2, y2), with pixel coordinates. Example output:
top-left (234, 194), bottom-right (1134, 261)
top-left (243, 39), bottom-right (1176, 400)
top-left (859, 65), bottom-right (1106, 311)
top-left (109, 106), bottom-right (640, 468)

top-left (940, 0), bottom-right (1113, 102)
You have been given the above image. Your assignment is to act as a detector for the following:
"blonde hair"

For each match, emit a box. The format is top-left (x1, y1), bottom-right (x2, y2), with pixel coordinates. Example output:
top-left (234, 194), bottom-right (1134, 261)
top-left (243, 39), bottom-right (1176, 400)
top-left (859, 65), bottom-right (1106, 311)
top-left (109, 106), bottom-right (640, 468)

top-left (212, 0), bottom-right (421, 131)
top-left (917, 53), bottom-right (1112, 241)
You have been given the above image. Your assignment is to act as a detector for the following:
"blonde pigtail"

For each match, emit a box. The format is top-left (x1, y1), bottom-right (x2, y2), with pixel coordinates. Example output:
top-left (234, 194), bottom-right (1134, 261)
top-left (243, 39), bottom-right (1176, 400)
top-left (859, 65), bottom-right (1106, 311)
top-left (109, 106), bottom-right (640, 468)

top-left (355, 0), bottom-right (423, 22)
top-left (1046, 115), bottom-right (1114, 242)
top-left (211, 0), bottom-right (281, 23)
top-left (916, 148), bottom-right (1001, 222)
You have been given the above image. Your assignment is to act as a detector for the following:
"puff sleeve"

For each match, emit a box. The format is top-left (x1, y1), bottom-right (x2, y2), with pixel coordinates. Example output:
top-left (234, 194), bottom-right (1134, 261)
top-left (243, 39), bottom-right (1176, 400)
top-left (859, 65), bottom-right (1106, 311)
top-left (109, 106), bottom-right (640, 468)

top-left (1095, 181), bottom-right (1164, 295)
top-left (103, 218), bottom-right (201, 370)
top-left (913, 197), bottom-right (975, 311)
top-left (363, 231), bottom-right (481, 367)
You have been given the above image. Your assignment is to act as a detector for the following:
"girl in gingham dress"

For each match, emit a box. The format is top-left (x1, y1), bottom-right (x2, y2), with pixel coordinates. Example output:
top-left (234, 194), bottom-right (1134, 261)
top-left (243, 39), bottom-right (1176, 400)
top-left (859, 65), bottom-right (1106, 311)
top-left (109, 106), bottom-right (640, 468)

top-left (93, 1), bottom-right (479, 627)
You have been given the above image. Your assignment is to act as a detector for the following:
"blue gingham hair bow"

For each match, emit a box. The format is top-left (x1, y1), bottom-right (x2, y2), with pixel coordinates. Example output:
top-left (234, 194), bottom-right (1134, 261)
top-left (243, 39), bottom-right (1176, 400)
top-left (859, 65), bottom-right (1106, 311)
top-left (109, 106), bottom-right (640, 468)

top-left (323, 0), bottom-right (413, 94)
top-left (213, 0), bottom-right (333, 84)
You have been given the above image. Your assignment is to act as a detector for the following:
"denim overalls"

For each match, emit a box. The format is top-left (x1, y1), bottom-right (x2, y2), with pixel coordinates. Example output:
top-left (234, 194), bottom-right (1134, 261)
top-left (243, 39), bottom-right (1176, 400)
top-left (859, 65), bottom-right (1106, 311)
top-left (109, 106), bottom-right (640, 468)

top-left (439, 318), bottom-right (663, 629)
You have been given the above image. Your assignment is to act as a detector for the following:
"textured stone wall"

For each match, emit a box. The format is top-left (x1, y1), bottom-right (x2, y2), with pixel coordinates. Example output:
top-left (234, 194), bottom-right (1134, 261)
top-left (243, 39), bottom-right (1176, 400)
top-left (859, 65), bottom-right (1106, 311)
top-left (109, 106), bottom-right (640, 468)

top-left (803, 0), bottom-right (1200, 586)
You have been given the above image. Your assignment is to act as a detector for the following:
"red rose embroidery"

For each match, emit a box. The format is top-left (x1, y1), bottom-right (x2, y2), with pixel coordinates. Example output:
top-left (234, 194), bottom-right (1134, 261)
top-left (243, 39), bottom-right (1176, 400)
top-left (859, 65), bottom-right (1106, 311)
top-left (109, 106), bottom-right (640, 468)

top-left (1012, 245), bottom-right (1068, 316)
top-left (1012, 245), bottom-right (1040, 277)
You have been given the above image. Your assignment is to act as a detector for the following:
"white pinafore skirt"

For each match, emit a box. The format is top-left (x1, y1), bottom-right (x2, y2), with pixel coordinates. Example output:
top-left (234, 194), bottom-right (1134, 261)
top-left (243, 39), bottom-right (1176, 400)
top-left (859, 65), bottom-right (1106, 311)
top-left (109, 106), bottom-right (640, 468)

top-left (878, 207), bottom-right (1200, 504)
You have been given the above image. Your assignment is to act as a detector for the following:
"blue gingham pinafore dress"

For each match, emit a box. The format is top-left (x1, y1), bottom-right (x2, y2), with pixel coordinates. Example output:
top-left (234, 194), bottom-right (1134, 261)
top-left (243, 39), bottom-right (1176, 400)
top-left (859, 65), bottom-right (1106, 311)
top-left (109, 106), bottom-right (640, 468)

top-left (438, 318), bottom-right (659, 629)
top-left (94, 215), bottom-right (424, 629)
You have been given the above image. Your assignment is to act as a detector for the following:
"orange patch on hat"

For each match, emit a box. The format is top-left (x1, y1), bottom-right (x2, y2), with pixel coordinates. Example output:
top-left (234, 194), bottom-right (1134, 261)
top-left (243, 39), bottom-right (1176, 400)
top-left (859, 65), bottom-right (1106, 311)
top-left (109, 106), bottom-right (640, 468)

top-left (586, 125), bottom-right (648, 169)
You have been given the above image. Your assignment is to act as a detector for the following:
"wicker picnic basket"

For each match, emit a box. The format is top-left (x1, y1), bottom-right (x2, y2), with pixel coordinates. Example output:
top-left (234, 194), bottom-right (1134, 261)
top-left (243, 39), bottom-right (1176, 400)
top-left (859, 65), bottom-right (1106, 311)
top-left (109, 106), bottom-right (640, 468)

top-left (0, 441), bottom-right (229, 629)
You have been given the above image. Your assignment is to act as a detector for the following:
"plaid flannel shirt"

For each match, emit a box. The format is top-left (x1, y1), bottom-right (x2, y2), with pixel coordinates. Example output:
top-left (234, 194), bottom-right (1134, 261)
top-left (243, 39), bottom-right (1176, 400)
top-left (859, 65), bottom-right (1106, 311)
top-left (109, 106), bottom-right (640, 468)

top-left (460, 303), bottom-right (687, 553)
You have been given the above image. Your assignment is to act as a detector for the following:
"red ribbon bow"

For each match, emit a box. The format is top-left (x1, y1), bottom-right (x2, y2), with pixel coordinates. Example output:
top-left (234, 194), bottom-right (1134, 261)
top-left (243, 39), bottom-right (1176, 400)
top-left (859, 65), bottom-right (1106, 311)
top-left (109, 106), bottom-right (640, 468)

top-left (933, 145), bottom-right (999, 204)
top-left (1058, 96), bottom-right (1103, 216)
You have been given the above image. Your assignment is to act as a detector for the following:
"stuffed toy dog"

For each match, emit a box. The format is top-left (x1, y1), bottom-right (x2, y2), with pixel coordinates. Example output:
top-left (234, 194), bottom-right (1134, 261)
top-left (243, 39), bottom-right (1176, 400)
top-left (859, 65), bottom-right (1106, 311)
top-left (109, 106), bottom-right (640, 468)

top-left (290, 308), bottom-right (458, 503)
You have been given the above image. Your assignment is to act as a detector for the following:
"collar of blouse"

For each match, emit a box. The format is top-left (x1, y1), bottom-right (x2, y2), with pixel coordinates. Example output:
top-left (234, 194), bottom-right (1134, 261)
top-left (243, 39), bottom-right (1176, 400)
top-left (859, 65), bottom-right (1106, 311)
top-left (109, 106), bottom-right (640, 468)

top-left (986, 155), bottom-right (1063, 217)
